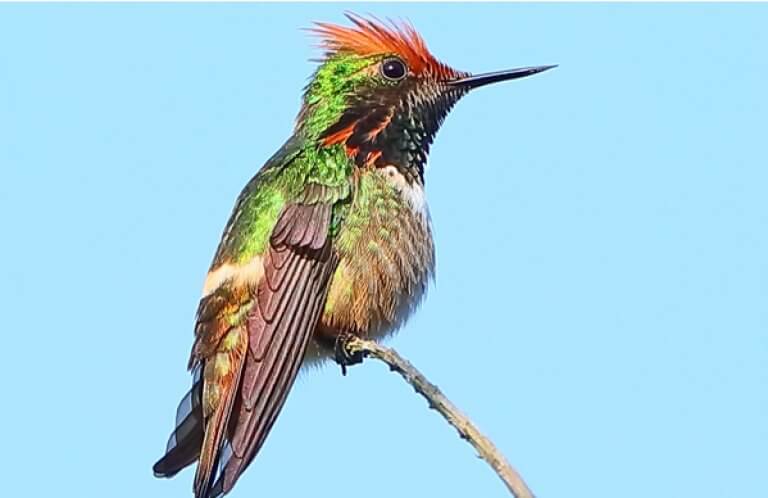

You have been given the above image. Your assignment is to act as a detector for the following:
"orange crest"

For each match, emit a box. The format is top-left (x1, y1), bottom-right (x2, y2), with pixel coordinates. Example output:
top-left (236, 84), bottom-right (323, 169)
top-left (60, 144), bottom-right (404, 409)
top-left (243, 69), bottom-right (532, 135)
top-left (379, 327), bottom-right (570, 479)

top-left (311, 13), bottom-right (455, 79)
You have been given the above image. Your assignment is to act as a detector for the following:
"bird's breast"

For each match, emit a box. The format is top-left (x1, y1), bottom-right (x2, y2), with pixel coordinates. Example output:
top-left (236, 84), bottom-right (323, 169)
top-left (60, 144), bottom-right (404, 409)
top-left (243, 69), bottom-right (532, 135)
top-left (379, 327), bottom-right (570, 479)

top-left (305, 166), bottom-right (435, 364)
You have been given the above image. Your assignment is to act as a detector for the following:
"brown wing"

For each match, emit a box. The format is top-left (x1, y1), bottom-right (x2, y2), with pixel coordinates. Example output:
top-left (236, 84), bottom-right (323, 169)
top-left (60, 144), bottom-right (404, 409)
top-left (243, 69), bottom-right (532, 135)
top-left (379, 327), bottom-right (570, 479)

top-left (154, 281), bottom-right (252, 487)
top-left (202, 201), bottom-right (338, 498)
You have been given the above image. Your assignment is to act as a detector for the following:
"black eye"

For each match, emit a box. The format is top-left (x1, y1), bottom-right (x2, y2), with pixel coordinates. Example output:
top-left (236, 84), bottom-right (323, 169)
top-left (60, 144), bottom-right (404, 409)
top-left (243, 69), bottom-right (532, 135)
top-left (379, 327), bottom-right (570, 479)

top-left (380, 57), bottom-right (407, 81)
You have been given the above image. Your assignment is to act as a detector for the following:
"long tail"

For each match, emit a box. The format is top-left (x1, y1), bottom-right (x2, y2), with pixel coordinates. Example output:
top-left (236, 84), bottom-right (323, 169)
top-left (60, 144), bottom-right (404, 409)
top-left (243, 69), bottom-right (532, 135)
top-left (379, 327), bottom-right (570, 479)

top-left (193, 326), bottom-right (247, 498)
top-left (153, 366), bottom-right (204, 478)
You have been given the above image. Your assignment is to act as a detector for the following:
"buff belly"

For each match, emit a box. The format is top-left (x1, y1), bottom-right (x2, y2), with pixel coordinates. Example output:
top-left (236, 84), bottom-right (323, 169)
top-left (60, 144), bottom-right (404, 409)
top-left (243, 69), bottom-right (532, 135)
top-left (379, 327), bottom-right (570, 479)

top-left (303, 167), bottom-right (435, 366)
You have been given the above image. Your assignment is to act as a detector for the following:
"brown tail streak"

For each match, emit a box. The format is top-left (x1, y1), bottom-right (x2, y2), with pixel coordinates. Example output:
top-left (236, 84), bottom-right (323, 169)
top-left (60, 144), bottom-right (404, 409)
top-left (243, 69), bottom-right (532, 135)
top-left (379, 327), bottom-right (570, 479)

top-left (194, 325), bottom-right (248, 498)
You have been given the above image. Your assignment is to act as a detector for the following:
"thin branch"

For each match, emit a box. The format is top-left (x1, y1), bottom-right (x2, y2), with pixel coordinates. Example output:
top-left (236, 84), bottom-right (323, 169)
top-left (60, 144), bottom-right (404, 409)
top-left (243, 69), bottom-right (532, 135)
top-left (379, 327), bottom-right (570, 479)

top-left (345, 337), bottom-right (535, 498)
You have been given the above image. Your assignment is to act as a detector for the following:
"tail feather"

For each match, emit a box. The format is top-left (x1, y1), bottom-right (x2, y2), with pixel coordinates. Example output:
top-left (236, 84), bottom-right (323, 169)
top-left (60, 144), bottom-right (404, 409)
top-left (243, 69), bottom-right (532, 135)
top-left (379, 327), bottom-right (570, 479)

top-left (194, 327), bottom-right (247, 498)
top-left (153, 366), bottom-right (204, 478)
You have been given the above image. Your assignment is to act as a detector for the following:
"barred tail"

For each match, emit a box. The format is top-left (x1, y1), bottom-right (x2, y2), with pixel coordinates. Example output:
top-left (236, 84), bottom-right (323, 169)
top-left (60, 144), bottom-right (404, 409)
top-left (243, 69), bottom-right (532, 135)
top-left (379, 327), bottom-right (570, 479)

top-left (153, 366), bottom-right (204, 478)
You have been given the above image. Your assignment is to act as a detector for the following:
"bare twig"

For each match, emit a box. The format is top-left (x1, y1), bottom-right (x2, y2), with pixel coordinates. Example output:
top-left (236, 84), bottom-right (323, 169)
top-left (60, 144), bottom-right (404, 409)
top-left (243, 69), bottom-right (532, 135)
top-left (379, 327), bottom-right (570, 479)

top-left (345, 337), bottom-right (535, 498)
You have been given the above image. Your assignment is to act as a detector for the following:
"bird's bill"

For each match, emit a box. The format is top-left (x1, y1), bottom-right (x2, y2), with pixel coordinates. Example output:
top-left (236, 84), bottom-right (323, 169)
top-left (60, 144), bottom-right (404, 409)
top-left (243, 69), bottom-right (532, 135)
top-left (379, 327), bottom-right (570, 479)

top-left (447, 65), bottom-right (557, 89)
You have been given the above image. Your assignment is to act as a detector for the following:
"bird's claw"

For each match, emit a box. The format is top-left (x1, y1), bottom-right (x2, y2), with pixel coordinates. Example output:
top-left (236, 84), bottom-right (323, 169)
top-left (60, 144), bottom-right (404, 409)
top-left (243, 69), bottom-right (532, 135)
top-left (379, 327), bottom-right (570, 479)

top-left (334, 332), bottom-right (366, 376)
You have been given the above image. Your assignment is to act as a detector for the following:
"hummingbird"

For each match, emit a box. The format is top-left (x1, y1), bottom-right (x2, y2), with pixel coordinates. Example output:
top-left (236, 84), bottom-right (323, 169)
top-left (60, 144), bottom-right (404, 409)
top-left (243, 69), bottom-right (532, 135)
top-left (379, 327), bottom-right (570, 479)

top-left (153, 13), bottom-right (554, 498)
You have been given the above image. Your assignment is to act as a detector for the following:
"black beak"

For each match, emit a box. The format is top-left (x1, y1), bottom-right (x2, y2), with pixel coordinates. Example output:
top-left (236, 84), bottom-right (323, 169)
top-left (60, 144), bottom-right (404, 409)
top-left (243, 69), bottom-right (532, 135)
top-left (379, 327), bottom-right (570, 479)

top-left (447, 65), bottom-right (557, 90)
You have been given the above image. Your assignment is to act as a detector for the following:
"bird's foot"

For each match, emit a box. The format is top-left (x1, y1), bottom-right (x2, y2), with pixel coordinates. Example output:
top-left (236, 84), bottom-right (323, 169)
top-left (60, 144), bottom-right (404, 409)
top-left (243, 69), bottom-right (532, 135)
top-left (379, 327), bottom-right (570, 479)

top-left (334, 332), bottom-right (367, 376)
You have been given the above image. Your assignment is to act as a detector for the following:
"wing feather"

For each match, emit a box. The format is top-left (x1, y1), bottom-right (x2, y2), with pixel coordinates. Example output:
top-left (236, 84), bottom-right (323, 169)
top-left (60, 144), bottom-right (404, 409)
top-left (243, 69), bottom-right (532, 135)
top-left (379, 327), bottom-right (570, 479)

top-left (202, 202), bottom-right (338, 498)
top-left (154, 135), bottom-right (345, 498)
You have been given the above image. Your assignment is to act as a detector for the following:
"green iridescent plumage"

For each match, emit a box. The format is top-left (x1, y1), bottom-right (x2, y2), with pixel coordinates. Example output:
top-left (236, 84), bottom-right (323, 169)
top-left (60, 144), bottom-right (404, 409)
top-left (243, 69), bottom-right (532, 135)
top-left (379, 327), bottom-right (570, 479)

top-left (154, 14), bottom-right (555, 498)
top-left (300, 54), bottom-right (376, 137)
top-left (214, 53), bottom-right (388, 265)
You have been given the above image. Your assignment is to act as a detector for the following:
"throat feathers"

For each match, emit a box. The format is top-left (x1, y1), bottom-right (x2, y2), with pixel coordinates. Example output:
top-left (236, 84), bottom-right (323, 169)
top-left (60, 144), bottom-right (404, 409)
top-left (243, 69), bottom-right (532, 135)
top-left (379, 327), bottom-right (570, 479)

top-left (153, 13), bottom-right (556, 498)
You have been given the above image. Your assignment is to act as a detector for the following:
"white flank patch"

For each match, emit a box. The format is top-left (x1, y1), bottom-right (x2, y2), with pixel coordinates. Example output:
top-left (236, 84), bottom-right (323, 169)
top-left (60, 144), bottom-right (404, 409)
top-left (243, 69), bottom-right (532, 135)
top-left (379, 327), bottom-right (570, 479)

top-left (202, 256), bottom-right (264, 297)
top-left (379, 166), bottom-right (429, 220)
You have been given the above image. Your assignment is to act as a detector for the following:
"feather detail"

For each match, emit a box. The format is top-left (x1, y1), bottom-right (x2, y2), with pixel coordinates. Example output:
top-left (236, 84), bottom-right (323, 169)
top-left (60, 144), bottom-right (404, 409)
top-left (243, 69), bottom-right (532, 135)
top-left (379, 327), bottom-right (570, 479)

top-left (193, 327), bottom-right (247, 497)
top-left (152, 365), bottom-right (204, 478)
top-left (311, 13), bottom-right (455, 79)
top-left (205, 202), bottom-right (339, 497)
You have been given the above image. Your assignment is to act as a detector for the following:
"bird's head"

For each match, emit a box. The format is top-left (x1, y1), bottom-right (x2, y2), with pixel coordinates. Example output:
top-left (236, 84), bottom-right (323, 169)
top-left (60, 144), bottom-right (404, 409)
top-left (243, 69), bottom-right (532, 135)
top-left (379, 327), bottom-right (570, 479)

top-left (297, 13), bottom-right (555, 184)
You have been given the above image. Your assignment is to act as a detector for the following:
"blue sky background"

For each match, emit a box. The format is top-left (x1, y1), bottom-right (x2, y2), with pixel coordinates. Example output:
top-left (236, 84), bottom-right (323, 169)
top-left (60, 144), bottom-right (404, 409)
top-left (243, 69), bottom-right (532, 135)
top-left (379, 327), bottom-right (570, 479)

top-left (1, 3), bottom-right (766, 498)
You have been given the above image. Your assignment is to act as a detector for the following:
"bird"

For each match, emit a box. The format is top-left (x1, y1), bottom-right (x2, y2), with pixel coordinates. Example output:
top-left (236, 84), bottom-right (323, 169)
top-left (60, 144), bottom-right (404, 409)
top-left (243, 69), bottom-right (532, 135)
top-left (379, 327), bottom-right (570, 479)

top-left (153, 13), bottom-right (555, 498)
